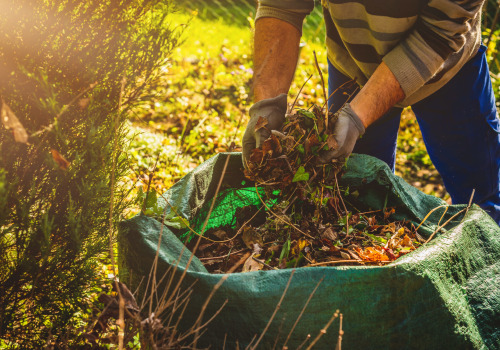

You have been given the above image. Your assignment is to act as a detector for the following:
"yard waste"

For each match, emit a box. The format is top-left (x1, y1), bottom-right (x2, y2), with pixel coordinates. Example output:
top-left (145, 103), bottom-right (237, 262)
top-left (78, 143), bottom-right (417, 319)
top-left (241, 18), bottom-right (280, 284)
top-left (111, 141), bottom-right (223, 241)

top-left (118, 152), bottom-right (500, 349)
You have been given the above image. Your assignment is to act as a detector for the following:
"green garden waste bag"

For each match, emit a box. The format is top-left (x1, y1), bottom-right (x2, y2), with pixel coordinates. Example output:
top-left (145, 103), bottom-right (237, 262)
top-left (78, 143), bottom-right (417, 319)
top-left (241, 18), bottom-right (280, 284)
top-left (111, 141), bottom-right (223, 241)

top-left (118, 153), bottom-right (500, 349)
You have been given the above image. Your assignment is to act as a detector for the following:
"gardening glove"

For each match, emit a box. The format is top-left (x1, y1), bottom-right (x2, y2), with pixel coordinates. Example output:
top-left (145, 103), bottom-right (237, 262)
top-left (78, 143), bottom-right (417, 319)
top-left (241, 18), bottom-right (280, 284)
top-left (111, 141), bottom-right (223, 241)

top-left (319, 103), bottom-right (365, 163)
top-left (242, 93), bottom-right (287, 168)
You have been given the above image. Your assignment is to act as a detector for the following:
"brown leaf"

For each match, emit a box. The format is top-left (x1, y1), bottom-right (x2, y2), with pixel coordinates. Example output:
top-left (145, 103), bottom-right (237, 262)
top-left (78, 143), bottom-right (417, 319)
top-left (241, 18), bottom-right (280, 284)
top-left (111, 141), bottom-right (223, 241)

top-left (51, 149), bottom-right (71, 170)
top-left (254, 116), bottom-right (268, 132)
top-left (381, 222), bottom-right (396, 235)
top-left (305, 133), bottom-right (319, 154)
top-left (242, 253), bottom-right (263, 272)
top-left (249, 148), bottom-right (265, 164)
top-left (340, 251), bottom-right (351, 260)
top-left (211, 229), bottom-right (228, 240)
top-left (260, 134), bottom-right (282, 157)
top-left (241, 226), bottom-right (263, 250)
top-left (1, 98), bottom-right (28, 144)
top-left (326, 134), bottom-right (338, 150)
top-left (384, 207), bottom-right (396, 220)
top-left (401, 234), bottom-right (414, 248)
top-left (321, 227), bottom-right (338, 241)
top-left (348, 249), bottom-right (362, 261)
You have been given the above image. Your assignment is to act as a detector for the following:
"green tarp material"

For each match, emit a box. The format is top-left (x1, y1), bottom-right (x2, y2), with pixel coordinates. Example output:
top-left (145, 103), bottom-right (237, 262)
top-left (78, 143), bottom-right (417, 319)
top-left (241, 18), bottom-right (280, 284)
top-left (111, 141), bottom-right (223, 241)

top-left (118, 153), bottom-right (500, 349)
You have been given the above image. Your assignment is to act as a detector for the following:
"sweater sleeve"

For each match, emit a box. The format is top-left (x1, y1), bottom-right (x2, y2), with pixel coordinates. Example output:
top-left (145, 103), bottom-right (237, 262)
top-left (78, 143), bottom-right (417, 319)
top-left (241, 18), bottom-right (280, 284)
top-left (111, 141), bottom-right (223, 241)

top-left (255, 0), bottom-right (315, 33)
top-left (382, 0), bottom-right (484, 97)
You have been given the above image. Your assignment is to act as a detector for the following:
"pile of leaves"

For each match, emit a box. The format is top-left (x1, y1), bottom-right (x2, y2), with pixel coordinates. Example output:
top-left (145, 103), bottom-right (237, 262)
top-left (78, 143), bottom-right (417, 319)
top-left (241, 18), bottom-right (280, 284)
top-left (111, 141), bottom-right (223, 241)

top-left (194, 104), bottom-right (427, 273)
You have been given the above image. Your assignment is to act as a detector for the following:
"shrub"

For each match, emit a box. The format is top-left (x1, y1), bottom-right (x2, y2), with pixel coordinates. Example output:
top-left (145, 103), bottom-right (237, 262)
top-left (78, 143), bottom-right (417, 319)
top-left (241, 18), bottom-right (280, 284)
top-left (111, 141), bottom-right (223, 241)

top-left (0, 0), bottom-right (180, 347)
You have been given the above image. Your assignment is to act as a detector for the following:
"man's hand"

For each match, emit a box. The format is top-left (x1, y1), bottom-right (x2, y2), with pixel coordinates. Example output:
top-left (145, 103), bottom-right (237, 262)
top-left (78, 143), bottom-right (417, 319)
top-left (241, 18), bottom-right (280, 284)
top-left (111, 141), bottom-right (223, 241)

top-left (319, 103), bottom-right (365, 163)
top-left (242, 93), bottom-right (287, 167)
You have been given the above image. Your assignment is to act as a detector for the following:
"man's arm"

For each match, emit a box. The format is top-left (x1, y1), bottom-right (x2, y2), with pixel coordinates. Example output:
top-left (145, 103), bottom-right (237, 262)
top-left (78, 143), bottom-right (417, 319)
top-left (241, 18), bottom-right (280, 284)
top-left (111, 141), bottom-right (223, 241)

top-left (349, 61), bottom-right (405, 128)
top-left (253, 17), bottom-right (301, 103)
top-left (317, 61), bottom-right (405, 163)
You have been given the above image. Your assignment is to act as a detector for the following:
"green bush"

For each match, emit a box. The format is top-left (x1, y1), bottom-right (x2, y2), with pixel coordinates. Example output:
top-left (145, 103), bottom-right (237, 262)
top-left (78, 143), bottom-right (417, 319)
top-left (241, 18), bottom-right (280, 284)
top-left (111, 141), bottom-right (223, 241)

top-left (0, 0), bottom-right (180, 347)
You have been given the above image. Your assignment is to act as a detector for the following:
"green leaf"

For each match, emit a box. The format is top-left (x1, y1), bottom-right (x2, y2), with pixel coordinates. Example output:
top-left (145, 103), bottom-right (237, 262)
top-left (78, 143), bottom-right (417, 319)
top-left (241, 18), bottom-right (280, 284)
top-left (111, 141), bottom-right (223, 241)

top-left (279, 238), bottom-right (291, 265)
top-left (297, 109), bottom-right (316, 120)
top-left (165, 216), bottom-right (188, 229)
top-left (292, 166), bottom-right (310, 182)
top-left (363, 232), bottom-right (387, 244)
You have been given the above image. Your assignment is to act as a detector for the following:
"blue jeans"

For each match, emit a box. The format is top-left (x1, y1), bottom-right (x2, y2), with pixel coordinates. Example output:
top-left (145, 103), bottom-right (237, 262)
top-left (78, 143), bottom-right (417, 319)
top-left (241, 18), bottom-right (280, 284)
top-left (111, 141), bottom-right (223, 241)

top-left (328, 45), bottom-right (500, 224)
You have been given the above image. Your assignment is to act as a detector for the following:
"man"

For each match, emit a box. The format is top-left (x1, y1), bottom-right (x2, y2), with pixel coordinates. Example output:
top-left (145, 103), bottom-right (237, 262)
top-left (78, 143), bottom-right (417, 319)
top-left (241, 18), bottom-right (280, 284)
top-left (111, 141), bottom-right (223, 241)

top-left (242, 0), bottom-right (500, 224)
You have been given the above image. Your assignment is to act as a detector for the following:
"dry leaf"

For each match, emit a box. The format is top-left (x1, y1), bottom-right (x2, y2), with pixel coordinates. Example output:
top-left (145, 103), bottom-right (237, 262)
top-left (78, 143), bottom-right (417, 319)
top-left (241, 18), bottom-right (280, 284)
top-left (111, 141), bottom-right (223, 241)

top-left (254, 116), bottom-right (268, 132)
top-left (1, 98), bottom-right (28, 144)
top-left (242, 253), bottom-right (263, 272)
top-left (384, 207), bottom-right (396, 220)
top-left (211, 229), bottom-right (228, 240)
top-left (401, 235), bottom-right (414, 248)
top-left (51, 149), bottom-right (71, 170)
top-left (326, 134), bottom-right (338, 150)
top-left (340, 251), bottom-right (351, 260)
top-left (305, 133), bottom-right (319, 154)
top-left (241, 226), bottom-right (263, 250)
top-left (249, 148), bottom-right (265, 164)
top-left (321, 227), bottom-right (338, 241)
top-left (356, 247), bottom-right (390, 262)
top-left (347, 248), bottom-right (362, 261)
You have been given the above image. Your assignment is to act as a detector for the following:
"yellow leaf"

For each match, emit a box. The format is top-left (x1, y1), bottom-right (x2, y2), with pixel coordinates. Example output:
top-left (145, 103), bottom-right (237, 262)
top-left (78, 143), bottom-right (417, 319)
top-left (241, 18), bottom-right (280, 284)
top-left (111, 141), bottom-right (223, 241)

top-left (1, 97), bottom-right (28, 144)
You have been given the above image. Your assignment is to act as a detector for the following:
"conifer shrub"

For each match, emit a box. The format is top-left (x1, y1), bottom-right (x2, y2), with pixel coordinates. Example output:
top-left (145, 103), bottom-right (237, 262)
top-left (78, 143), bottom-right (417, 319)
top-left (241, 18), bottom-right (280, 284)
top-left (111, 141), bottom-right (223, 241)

top-left (0, 1), bottom-right (180, 346)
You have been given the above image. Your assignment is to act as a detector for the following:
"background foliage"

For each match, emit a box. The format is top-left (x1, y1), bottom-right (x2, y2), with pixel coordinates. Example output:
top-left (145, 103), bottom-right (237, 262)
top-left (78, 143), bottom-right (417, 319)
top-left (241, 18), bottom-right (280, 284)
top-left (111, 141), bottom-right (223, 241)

top-left (0, 0), bottom-right (180, 347)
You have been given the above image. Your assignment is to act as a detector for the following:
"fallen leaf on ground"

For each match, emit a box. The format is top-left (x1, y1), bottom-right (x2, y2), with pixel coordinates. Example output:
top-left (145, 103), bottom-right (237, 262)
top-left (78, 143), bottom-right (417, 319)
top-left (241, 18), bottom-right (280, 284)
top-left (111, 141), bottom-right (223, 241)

top-left (242, 253), bottom-right (263, 272)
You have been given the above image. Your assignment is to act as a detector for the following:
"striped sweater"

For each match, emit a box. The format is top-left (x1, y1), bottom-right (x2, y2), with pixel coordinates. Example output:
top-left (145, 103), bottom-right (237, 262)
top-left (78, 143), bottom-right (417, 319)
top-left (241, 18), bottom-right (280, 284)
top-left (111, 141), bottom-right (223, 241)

top-left (256, 0), bottom-right (484, 106)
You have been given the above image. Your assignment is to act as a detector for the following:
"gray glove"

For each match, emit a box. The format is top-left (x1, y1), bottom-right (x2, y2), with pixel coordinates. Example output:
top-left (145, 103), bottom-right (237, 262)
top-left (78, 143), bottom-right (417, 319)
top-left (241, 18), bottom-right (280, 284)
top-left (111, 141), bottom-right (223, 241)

top-left (242, 93), bottom-right (287, 167)
top-left (319, 103), bottom-right (365, 163)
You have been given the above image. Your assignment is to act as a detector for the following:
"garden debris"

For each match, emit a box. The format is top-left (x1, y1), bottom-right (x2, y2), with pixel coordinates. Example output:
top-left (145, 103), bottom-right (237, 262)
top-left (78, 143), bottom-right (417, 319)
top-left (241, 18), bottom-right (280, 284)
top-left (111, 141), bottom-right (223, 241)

top-left (193, 106), bottom-right (422, 272)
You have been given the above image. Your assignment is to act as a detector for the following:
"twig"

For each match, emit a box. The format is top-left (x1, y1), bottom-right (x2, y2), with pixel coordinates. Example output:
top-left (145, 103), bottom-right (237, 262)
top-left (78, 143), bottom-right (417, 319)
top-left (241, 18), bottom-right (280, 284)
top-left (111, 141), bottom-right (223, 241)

top-left (306, 260), bottom-right (357, 266)
top-left (254, 184), bottom-right (316, 240)
top-left (357, 209), bottom-right (383, 215)
top-left (462, 188), bottom-right (475, 222)
top-left (282, 278), bottom-right (324, 349)
top-left (335, 173), bottom-right (349, 236)
top-left (289, 75), bottom-right (312, 113)
top-left (250, 269), bottom-right (296, 350)
top-left (321, 79), bottom-right (356, 112)
top-left (414, 204), bottom-right (448, 233)
top-left (306, 309), bottom-right (340, 350)
top-left (295, 334), bottom-right (311, 350)
top-left (424, 208), bottom-right (467, 244)
top-left (252, 255), bottom-right (278, 270)
top-left (199, 248), bottom-right (248, 261)
top-left (313, 51), bottom-right (328, 128)
top-left (335, 314), bottom-right (344, 350)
